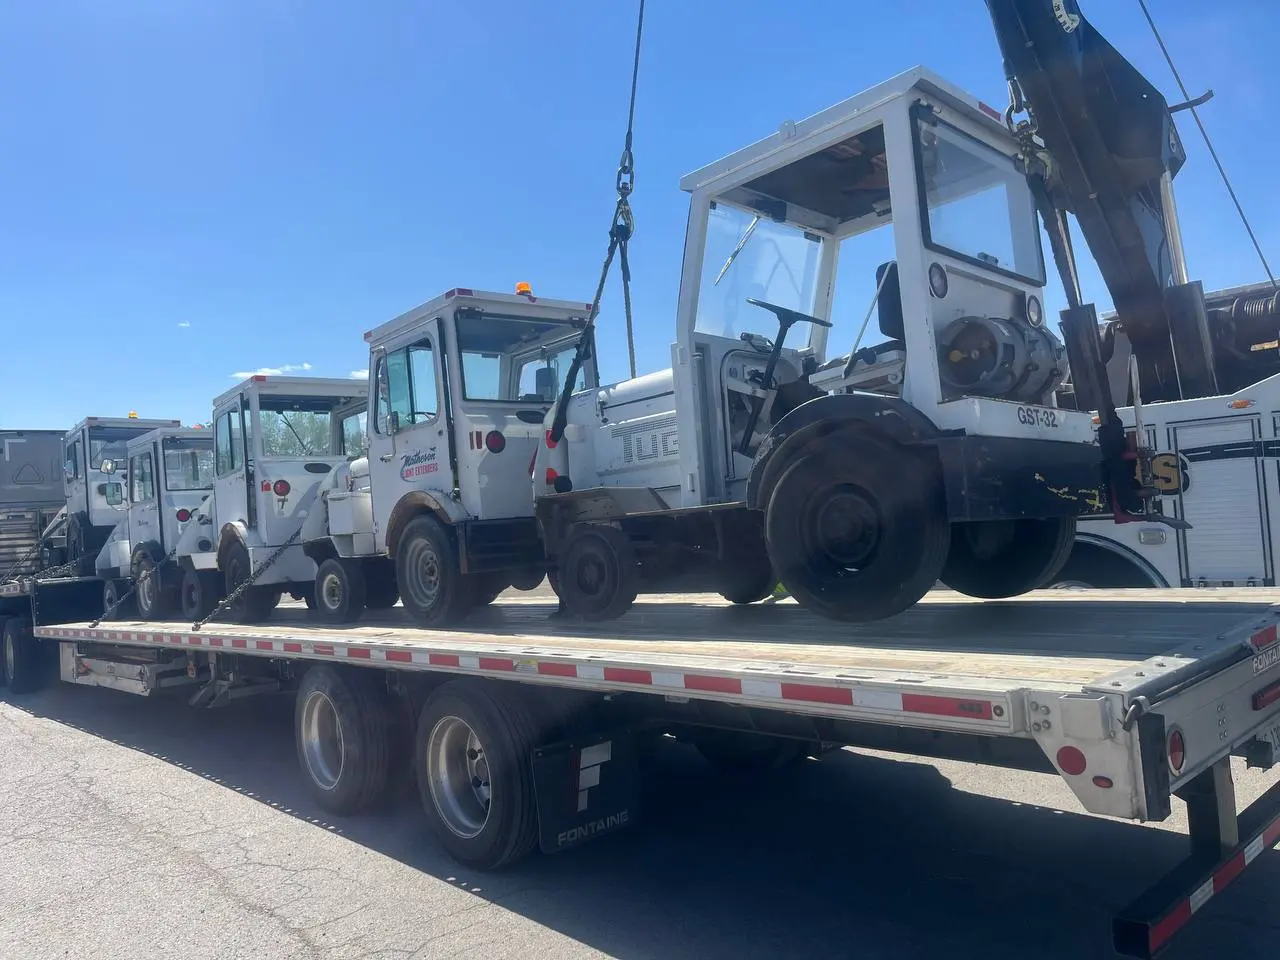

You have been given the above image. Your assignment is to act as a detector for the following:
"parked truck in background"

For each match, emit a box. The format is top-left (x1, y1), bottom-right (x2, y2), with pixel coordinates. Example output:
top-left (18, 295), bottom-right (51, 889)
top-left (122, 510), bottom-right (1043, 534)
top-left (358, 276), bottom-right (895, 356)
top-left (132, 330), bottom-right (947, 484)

top-left (0, 429), bottom-right (65, 579)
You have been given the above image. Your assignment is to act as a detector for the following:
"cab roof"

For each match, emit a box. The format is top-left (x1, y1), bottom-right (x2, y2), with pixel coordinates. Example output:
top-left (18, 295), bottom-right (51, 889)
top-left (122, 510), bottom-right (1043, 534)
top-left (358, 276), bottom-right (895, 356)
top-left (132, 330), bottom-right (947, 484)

top-left (365, 287), bottom-right (594, 346)
top-left (66, 416), bottom-right (181, 440)
top-left (213, 375), bottom-right (368, 410)
top-left (125, 425), bottom-right (213, 453)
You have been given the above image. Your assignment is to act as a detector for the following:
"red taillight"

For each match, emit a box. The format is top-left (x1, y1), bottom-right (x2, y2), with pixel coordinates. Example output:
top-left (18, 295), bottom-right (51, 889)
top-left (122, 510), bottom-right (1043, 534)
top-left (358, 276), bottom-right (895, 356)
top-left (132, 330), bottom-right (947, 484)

top-left (1167, 729), bottom-right (1186, 774)
top-left (1253, 679), bottom-right (1280, 711)
top-left (544, 430), bottom-right (557, 449)
top-left (176, 508), bottom-right (192, 523)
top-left (1092, 775), bottom-right (1114, 789)
top-left (545, 467), bottom-right (558, 486)
top-left (272, 479), bottom-right (291, 497)
top-left (484, 430), bottom-right (506, 453)
top-left (1056, 745), bottom-right (1087, 776)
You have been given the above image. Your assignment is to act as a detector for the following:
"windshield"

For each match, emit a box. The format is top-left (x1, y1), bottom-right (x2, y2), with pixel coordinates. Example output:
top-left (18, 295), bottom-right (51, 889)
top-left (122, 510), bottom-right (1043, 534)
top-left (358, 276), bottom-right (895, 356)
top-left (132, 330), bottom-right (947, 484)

top-left (456, 312), bottom-right (586, 402)
top-left (915, 118), bottom-right (1044, 283)
top-left (695, 203), bottom-right (823, 339)
top-left (162, 438), bottom-right (215, 491)
top-left (88, 425), bottom-right (152, 467)
top-left (256, 396), bottom-right (348, 458)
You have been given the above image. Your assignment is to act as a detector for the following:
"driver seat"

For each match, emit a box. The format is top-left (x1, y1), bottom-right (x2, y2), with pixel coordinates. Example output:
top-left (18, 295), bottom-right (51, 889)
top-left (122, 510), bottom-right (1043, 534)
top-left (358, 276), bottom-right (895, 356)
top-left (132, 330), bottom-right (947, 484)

top-left (817, 261), bottom-right (906, 372)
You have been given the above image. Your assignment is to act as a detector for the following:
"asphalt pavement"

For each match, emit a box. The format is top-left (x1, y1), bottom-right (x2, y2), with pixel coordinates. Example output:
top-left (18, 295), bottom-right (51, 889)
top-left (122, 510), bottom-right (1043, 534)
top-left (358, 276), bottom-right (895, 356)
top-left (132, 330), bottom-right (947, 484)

top-left (3, 645), bottom-right (1280, 959)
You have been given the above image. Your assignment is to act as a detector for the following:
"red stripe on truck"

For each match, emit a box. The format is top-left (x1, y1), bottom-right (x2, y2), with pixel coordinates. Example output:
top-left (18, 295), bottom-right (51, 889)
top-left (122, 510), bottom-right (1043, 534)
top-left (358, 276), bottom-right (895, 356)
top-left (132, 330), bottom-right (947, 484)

top-left (537, 661), bottom-right (577, 677)
top-left (684, 674), bottom-right (742, 695)
top-left (603, 666), bottom-right (652, 685)
top-left (781, 682), bottom-right (853, 706)
top-left (902, 694), bottom-right (994, 720)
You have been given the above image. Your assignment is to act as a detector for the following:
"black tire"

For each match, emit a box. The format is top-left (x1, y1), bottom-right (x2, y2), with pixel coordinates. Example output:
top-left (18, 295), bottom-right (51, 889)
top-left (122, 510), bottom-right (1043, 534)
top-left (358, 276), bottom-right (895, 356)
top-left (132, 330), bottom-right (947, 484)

top-left (134, 551), bottom-right (177, 620)
top-left (764, 433), bottom-right (950, 622)
top-left (363, 568), bottom-right (400, 610)
top-left (716, 550), bottom-right (775, 605)
top-left (1049, 542), bottom-right (1158, 589)
top-left (395, 515), bottom-right (474, 627)
top-left (4, 617), bottom-right (44, 694)
top-left (474, 573), bottom-right (510, 607)
top-left (557, 524), bottom-right (639, 621)
top-left (180, 567), bottom-right (221, 620)
top-left (222, 540), bottom-right (278, 624)
top-left (0, 615), bottom-right (10, 686)
top-left (295, 665), bottom-right (392, 815)
top-left (66, 514), bottom-right (87, 575)
top-left (941, 517), bottom-right (1077, 599)
top-left (314, 557), bottom-right (368, 624)
top-left (694, 731), bottom-right (807, 778)
top-left (102, 579), bottom-right (137, 620)
top-left (415, 680), bottom-right (541, 870)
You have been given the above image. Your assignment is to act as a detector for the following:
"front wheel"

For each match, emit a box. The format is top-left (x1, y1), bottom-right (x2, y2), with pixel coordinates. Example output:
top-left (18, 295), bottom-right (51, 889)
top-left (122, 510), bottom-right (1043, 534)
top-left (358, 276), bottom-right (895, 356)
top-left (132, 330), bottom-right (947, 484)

top-left (556, 525), bottom-right (639, 621)
top-left (395, 516), bottom-right (474, 628)
top-left (222, 541), bottom-right (278, 624)
top-left (102, 579), bottom-right (136, 620)
top-left (415, 680), bottom-right (541, 870)
top-left (181, 567), bottom-right (222, 620)
top-left (134, 552), bottom-right (177, 620)
top-left (764, 433), bottom-right (950, 622)
top-left (940, 518), bottom-right (1076, 599)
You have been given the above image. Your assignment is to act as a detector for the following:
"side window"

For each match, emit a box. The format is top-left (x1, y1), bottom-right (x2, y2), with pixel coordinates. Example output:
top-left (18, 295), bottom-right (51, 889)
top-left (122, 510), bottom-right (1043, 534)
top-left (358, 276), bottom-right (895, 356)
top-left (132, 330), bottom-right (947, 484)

top-left (340, 410), bottom-right (368, 456)
top-left (214, 409), bottom-right (242, 475)
top-left (408, 342), bottom-right (438, 418)
top-left (131, 453), bottom-right (155, 503)
top-left (375, 339), bottom-right (436, 433)
top-left (66, 439), bottom-right (81, 479)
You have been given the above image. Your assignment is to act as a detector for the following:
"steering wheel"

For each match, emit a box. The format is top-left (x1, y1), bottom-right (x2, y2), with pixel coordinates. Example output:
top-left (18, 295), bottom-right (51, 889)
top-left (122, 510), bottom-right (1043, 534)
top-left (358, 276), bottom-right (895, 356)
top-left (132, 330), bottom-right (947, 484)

top-left (746, 298), bottom-right (833, 334)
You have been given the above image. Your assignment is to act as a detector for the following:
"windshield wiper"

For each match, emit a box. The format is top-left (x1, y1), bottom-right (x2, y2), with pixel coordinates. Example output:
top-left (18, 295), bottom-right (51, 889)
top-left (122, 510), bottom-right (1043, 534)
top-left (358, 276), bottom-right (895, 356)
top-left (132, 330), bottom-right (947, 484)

top-left (278, 415), bottom-right (313, 456)
top-left (714, 215), bottom-right (760, 286)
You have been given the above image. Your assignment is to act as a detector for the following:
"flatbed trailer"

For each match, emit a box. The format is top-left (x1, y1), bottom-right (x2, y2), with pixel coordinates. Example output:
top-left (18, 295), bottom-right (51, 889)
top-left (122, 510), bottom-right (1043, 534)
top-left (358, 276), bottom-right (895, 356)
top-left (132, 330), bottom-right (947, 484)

top-left (5, 579), bottom-right (1280, 957)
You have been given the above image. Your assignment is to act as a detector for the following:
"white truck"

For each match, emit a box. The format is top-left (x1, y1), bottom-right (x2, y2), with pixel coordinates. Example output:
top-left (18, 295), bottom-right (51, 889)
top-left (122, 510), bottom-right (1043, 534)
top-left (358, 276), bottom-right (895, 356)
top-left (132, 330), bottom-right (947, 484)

top-left (93, 425), bottom-right (215, 619)
top-left (0, 428), bottom-right (65, 580)
top-left (57, 415), bottom-right (184, 573)
top-left (172, 375), bottom-right (368, 623)
top-left (300, 286), bottom-right (598, 625)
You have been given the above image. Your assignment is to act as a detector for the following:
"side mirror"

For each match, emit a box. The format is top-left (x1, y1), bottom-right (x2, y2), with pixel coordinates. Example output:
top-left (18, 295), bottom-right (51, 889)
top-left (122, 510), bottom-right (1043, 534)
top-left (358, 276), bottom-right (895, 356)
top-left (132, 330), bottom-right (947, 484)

top-left (100, 459), bottom-right (117, 475)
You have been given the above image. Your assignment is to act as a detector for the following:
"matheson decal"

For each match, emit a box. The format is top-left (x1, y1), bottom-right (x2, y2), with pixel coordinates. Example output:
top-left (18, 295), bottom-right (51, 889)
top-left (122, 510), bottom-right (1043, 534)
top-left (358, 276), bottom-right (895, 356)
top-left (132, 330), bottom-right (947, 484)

top-left (400, 448), bottom-right (439, 481)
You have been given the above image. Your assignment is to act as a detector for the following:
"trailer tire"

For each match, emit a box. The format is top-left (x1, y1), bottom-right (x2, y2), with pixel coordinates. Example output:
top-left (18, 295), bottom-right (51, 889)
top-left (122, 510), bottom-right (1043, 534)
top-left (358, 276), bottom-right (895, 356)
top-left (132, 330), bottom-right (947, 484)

top-left (315, 558), bottom-right (368, 624)
top-left (4, 618), bottom-right (43, 694)
top-left (764, 433), bottom-right (950, 622)
top-left (180, 568), bottom-right (221, 620)
top-left (395, 516), bottom-right (475, 627)
top-left (0, 615), bottom-right (9, 686)
top-left (295, 665), bottom-right (392, 816)
top-left (223, 541), bottom-right (278, 623)
top-left (941, 517), bottom-right (1076, 599)
top-left (557, 524), bottom-right (639, 621)
top-left (694, 731), bottom-right (807, 778)
top-left (415, 680), bottom-right (541, 870)
top-left (102, 579), bottom-right (137, 620)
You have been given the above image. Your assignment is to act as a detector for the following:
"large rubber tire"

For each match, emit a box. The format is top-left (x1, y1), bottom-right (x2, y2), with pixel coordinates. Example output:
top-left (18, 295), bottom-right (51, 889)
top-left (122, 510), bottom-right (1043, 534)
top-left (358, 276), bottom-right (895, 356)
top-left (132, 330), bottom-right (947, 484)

top-left (415, 680), bottom-right (541, 870)
top-left (694, 731), bottom-right (807, 779)
top-left (180, 567), bottom-right (221, 620)
top-left (716, 549), bottom-right (775, 605)
top-left (314, 558), bottom-right (368, 624)
top-left (222, 540), bottom-right (278, 624)
top-left (557, 524), bottom-right (639, 621)
top-left (0, 615), bottom-right (10, 686)
top-left (4, 617), bottom-right (44, 694)
top-left (102, 579), bottom-right (137, 620)
top-left (764, 433), bottom-right (950, 622)
top-left (364, 568), bottom-right (400, 610)
top-left (134, 552), bottom-right (177, 620)
top-left (1049, 543), bottom-right (1158, 589)
top-left (295, 665), bottom-right (392, 815)
top-left (395, 515), bottom-right (475, 628)
top-left (941, 517), bottom-right (1077, 599)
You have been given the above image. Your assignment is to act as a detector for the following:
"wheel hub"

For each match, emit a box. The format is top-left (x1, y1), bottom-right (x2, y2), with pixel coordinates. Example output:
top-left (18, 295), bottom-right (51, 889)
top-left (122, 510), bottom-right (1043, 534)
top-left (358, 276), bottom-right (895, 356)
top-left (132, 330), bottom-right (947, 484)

top-left (811, 486), bottom-right (881, 567)
top-left (321, 571), bottom-right (344, 609)
top-left (138, 568), bottom-right (155, 611)
top-left (300, 690), bottom-right (344, 791)
top-left (404, 541), bottom-right (442, 608)
top-left (426, 715), bottom-right (492, 839)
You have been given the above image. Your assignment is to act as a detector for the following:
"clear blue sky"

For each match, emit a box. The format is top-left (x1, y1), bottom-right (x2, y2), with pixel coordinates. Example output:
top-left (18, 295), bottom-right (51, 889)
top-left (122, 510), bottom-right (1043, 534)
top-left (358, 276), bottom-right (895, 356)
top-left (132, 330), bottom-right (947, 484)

top-left (2, 0), bottom-right (1276, 429)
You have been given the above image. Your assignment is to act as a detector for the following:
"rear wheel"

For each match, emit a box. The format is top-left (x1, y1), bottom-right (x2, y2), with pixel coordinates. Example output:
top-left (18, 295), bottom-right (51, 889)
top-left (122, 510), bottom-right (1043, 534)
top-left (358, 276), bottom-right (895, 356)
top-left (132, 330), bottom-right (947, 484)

top-left (222, 541), bottom-right (278, 624)
top-left (295, 665), bottom-right (392, 815)
top-left (557, 524), bottom-right (639, 621)
top-left (415, 680), bottom-right (541, 870)
top-left (134, 552), bottom-right (177, 619)
top-left (181, 567), bottom-right (221, 620)
top-left (3, 618), bottom-right (44, 694)
top-left (315, 558), bottom-right (368, 624)
top-left (395, 516), bottom-right (474, 627)
top-left (941, 517), bottom-right (1076, 598)
top-left (764, 433), bottom-right (950, 622)
top-left (102, 579), bottom-right (136, 620)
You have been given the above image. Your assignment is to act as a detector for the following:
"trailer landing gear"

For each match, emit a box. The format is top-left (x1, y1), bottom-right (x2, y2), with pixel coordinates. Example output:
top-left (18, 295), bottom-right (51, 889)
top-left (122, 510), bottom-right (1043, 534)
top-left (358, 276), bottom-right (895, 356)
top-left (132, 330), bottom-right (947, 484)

top-left (764, 433), bottom-right (950, 622)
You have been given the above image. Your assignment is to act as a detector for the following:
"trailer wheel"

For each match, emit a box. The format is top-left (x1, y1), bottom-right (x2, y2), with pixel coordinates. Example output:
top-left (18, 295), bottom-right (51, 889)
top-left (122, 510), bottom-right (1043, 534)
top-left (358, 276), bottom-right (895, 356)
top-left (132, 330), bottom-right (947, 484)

top-left (395, 515), bottom-right (475, 627)
top-left (3, 618), bottom-right (43, 694)
top-left (315, 558), bottom-right (368, 623)
top-left (295, 665), bottom-right (392, 815)
top-left (363, 568), bottom-right (399, 610)
top-left (180, 568), bottom-right (221, 620)
top-left (557, 525), bottom-right (639, 621)
top-left (222, 541), bottom-right (278, 623)
top-left (694, 730), bottom-right (807, 778)
top-left (0, 615), bottom-right (9, 686)
top-left (764, 434), bottom-right (950, 622)
top-left (102, 579), bottom-right (137, 620)
top-left (415, 680), bottom-right (540, 870)
top-left (134, 553), bottom-right (177, 620)
top-left (941, 517), bottom-right (1076, 598)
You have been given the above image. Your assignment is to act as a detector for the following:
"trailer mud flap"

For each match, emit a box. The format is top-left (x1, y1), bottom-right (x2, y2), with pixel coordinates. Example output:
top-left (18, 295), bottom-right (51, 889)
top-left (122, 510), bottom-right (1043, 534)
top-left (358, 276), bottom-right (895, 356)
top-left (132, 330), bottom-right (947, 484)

top-left (531, 731), bottom-right (639, 854)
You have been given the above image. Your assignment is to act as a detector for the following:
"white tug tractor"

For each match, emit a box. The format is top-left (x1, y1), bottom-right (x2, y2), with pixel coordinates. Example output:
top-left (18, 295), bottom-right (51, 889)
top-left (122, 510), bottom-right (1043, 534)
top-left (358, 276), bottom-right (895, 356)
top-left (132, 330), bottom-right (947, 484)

top-left (56, 414), bottom-right (183, 574)
top-left (299, 286), bottom-right (597, 626)
top-left (533, 67), bottom-right (1163, 623)
top-left (94, 426), bottom-right (215, 619)
top-left (173, 375), bottom-right (368, 623)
